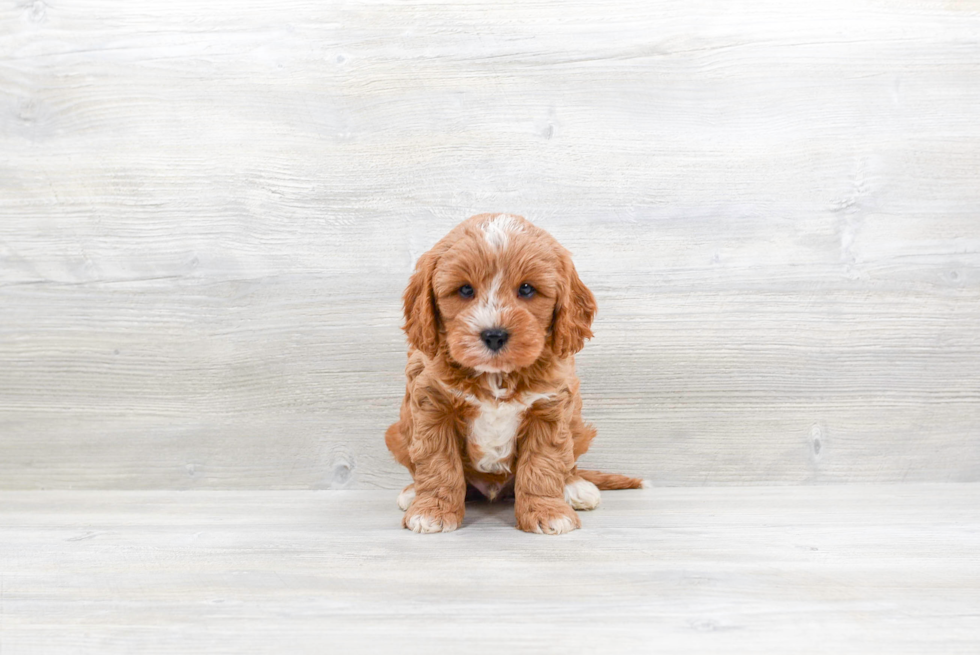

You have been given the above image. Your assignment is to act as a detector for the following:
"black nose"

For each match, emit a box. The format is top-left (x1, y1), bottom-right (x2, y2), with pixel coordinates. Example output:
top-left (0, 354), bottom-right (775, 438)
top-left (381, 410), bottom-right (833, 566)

top-left (480, 328), bottom-right (509, 352)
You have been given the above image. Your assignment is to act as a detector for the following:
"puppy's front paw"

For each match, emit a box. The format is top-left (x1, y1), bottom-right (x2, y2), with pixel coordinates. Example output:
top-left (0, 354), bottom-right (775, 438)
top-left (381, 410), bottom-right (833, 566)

top-left (402, 496), bottom-right (463, 534)
top-left (516, 497), bottom-right (582, 535)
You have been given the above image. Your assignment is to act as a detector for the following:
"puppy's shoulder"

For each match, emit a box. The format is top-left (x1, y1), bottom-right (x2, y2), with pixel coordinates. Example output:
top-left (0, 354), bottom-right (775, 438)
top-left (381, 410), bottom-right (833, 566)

top-left (405, 348), bottom-right (427, 382)
top-left (404, 352), bottom-right (458, 409)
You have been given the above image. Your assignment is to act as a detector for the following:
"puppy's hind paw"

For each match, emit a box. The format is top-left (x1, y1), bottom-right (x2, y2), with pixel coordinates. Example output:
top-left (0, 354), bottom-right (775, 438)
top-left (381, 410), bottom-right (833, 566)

top-left (564, 477), bottom-right (601, 511)
top-left (396, 484), bottom-right (415, 511)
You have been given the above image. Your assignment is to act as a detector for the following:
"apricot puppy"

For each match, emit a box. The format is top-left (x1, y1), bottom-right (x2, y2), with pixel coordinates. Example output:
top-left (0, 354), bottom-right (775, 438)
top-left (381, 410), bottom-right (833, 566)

top-left (385, 214), bottom-right (643, 534)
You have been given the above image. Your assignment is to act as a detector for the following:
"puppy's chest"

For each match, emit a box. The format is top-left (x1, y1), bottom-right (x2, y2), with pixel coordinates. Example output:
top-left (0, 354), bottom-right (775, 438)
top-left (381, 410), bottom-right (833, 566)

top-left (463, 393), bottom-right (552, 475)
top-left (465, 399), bottom-right (524, 474)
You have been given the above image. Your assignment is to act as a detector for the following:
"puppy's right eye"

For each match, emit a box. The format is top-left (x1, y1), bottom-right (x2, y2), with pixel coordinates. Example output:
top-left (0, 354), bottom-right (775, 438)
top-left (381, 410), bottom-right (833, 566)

top-left (458, 284), bottom-right (475, 299)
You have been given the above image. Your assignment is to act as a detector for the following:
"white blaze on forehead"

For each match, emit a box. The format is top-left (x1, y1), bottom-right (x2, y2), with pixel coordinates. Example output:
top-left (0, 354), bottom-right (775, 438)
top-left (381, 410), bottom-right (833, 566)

top-left (466, 271), bottom-right (504, 332)
top-left (481, 214), bottom-right (523, 251)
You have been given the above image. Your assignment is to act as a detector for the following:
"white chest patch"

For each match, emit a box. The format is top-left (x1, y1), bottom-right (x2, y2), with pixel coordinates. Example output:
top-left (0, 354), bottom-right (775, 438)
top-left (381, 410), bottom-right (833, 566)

top-left (466, 392), bottom-right (553, 474)
top-left (468, 399), bottom-right (525, 474)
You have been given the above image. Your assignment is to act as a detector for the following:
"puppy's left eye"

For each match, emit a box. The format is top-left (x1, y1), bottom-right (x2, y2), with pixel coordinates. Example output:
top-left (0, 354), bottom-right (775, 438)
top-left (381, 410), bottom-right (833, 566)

top-left (518, 283), bottom-right (536, 298)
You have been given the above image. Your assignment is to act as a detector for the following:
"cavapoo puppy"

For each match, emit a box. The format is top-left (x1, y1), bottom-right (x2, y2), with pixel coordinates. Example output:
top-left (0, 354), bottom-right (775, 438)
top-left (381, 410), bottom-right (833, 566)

top-left (386, 213), bottom-right (644, 535)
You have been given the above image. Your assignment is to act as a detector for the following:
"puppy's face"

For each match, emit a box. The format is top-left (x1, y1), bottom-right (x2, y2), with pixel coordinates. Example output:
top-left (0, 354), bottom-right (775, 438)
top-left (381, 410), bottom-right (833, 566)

top-left (403, 214), bottom-right (596, 371)
top-left (434, 215), bottom-right (556, 372)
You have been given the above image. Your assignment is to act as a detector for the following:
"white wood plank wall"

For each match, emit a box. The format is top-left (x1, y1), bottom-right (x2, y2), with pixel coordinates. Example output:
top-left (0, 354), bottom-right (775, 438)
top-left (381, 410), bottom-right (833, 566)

top-left (1, 0), bottom-right (978, 489)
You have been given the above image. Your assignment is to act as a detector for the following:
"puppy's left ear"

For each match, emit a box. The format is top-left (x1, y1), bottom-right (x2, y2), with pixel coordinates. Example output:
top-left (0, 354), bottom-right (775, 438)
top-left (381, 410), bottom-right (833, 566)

top-left (551, 251), bottom-right (597, 358)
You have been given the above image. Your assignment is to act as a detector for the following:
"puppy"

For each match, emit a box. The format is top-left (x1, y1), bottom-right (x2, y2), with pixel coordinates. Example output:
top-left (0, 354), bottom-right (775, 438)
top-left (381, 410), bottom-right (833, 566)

top-left (385, 214), bottom-right (644, 534)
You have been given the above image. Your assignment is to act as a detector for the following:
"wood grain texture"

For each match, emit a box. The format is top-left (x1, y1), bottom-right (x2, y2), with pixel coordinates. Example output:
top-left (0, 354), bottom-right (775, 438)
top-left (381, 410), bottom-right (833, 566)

top-left (0, 486), bottom-right (978, 653)
top-left (1, 0), bottom-right (979, 488)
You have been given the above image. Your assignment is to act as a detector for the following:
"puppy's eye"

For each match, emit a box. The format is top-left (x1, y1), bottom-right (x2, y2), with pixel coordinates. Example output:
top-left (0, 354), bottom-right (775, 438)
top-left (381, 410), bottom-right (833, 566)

top-left (458, 284), bottom-right (475, 299)
top-left (518, 283), bottom-right (536, 298)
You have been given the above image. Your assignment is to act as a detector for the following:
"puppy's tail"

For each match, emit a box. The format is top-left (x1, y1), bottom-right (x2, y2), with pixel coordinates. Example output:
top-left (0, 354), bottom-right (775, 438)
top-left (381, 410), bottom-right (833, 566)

top-left (577, 469), bottom-right (647, 490)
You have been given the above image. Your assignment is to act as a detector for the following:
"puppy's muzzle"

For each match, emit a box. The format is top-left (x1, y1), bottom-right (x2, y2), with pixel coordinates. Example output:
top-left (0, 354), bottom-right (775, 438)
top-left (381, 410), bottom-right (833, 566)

top-left (480, 328), bottom-right (509, 352)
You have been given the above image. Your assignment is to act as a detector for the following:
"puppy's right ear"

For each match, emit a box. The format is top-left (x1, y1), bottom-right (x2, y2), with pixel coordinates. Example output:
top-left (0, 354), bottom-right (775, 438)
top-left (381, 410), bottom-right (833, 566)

top-left (402, 250), bottom-right (441, 359)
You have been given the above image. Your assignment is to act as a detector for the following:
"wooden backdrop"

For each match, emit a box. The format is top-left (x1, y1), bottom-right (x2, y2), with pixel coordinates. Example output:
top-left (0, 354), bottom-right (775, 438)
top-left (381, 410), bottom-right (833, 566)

top-left (2, 0), bottom-right (979, 489)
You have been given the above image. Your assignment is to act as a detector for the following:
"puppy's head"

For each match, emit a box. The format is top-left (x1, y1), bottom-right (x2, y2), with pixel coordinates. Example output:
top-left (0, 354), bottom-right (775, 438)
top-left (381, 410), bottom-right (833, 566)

top-left (403, 214), bottom-right (596, 372)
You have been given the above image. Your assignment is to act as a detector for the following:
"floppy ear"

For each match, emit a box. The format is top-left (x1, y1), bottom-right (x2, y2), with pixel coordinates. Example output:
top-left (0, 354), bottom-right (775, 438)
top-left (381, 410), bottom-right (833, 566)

top-left (551, 252), bottom-right (597, 358)
top-left (402, 250), bottom-right (441, 359)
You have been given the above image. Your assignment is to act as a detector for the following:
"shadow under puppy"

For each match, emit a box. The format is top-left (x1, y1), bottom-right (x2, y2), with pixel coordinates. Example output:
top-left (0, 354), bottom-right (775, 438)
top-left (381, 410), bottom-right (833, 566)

top-left (386, 214), bottom-right (644, 535)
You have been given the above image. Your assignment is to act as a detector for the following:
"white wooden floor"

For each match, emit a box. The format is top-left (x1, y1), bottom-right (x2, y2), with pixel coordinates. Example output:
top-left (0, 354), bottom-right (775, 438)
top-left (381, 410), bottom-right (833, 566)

top-left (1, 485), bottom-right (978, 654)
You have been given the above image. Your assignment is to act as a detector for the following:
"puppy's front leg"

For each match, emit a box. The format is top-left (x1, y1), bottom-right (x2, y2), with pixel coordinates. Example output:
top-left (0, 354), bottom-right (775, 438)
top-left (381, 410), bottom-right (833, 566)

top-left (403, 403), bottom-right (466, 534)
top-left (514, 402), bottom-right (581, 535)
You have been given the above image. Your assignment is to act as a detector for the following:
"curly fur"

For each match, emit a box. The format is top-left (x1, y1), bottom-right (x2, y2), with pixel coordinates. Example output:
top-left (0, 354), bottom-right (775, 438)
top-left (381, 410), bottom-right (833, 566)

top-left (385, 214), bottom-right (643, 535)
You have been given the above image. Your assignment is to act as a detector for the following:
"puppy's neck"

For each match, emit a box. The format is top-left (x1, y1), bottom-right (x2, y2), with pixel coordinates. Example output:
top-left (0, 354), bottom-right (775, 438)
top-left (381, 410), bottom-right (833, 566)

top-left (435, 347), bottom-right (568, 404)
top-left (480, 371), bottom-right (510, 400)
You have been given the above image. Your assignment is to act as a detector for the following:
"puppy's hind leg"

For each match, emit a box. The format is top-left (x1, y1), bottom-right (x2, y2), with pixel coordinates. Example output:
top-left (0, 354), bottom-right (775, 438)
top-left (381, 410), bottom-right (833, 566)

top-left (385, 422), bottom-right (412, 470)
top-left (386, 421), bottom-right (418, 511)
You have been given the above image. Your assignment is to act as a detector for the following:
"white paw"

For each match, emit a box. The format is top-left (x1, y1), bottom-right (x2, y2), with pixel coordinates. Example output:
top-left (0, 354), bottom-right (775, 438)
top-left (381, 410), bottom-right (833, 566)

top-left (564, 478), bottom-right (601, 511)
top-left (641, 479), bottom-right (652, 489)
top-left (396, 486), bottom-right (416, 511)
top-left (539, 514), bottom-right (578, 535)
top-left (405, 511), bottom-right (458, 534)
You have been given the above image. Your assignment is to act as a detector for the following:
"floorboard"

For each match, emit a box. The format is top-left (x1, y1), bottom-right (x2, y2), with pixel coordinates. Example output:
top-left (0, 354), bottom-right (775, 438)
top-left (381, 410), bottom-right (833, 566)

top-left (1, 485), bottom-right (978, 653)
